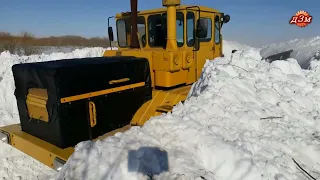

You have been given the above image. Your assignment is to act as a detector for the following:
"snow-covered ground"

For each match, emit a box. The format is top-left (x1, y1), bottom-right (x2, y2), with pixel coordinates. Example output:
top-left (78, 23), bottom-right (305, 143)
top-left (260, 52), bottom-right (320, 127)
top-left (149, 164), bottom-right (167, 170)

top-left (40, 46), bottom-right (118, 55)
top-left (1, 38), bottom-right (320, 180)
top-left (40, 46), bottom-right (88, 54)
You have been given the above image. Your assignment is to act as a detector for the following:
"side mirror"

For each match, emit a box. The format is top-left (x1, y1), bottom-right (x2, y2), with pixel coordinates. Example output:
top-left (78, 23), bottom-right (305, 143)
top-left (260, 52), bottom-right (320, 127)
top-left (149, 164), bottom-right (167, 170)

top-left (108, 27), bottom-right (114, 41)
top-left (196, 18), bottom-right (208, 38)
top-left (223, 15), bottom-right (230, 23)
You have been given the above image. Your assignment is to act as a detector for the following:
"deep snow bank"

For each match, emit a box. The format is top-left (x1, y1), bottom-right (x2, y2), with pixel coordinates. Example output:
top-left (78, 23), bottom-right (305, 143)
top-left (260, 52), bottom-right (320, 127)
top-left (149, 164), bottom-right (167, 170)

top-left (56, 49), bottom-right (320, 180)
top-left (0, 47), bottom-right (106, 180)
top-left (260, 36), bottom-right (320, 69)
top-left (222, 40), bottom-right (252, 58)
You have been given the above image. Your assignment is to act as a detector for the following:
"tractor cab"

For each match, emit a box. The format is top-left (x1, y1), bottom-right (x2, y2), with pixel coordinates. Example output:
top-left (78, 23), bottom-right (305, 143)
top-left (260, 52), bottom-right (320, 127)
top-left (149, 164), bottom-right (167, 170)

top-left (107, 5), bottom-right (230, 52)
top-left (105, 3), bottom-right (230, 89)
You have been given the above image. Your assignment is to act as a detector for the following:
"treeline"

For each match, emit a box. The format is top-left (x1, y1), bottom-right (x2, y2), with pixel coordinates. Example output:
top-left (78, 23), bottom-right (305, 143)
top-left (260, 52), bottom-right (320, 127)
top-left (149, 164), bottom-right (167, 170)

top-left (0, 32), bottom-right (113, 55)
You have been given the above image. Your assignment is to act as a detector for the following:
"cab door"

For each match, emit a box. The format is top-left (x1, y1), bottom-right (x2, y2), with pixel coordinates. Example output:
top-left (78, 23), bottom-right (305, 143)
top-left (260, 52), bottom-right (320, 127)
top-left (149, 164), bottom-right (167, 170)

top-left (184, 11), bottom-right (197, 84)
top-left (195, 12), bottom-right (214, 79)
top-left (213, 13), bottom-right (223, 58)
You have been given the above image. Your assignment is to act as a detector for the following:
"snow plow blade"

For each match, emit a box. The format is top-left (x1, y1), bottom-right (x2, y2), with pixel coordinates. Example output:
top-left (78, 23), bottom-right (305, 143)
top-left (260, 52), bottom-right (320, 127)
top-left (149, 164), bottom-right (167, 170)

top-left (265, 49), bottom-right (293, 63)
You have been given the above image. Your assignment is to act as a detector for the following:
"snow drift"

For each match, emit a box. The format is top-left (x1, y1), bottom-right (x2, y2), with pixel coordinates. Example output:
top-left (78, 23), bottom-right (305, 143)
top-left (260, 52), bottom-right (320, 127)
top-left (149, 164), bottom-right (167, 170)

top-left (55, 48), bottom-right (320, 180)
top-left (222, 40), bottom-right (252, 59)
top-left (260, 36), bottom-right (320, 69)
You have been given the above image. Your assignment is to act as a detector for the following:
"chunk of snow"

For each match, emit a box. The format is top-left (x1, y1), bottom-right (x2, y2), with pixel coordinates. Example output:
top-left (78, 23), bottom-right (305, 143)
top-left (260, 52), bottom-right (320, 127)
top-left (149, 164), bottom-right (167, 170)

top-left (222, 40), bottom-right (252, 59)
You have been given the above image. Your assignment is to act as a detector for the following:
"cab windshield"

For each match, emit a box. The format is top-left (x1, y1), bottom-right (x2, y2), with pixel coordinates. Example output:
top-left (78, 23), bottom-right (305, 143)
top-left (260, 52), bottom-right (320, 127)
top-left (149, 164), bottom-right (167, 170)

top-left (116, 12), bottom-right (192, 48)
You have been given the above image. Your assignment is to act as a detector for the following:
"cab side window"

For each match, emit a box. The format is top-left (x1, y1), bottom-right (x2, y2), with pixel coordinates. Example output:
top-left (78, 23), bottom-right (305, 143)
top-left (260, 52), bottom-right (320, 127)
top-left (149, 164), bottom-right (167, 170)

top-left (116, 19), bottom-right (127, 47)
top-left (137, 17), bottom-right (146, 47)
top-left (148, 14), bottom-right (166, 47)
top-left (116, 16), bottom-right (146, 48)
top-left (148, 12), bottom-right (184, 48)
top-left (186, 12), bottom-right (195, 47)
top-left (176, 12), bottom-right (184, 47)
top-left (214, 15), bottom-right (221, 44)
top-left (199, 17), bottom-right (212, 42)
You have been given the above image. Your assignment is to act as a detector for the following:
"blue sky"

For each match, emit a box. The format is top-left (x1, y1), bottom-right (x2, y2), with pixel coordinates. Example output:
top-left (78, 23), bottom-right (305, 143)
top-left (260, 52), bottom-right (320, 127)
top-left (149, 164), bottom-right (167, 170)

top-left (0, 0), bottom-right (319, 47)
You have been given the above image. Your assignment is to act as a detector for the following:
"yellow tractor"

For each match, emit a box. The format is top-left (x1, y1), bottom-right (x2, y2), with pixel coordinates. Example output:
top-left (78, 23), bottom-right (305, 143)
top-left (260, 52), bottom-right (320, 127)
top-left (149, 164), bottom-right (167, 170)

top-left (0, 0), bottom-right (230, 171)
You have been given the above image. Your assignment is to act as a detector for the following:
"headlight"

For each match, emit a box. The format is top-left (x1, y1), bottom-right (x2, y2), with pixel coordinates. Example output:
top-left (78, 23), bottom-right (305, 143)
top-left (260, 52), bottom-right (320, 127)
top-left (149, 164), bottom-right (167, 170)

top-left (53, 157), bottom-right (66, 171)
top-left (0, 131), bottom-right (9, 144)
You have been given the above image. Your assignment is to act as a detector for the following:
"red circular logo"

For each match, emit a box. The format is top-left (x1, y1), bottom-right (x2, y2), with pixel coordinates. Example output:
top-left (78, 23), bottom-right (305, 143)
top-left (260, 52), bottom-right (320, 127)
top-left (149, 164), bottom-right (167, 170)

top-left (289, 10), bottom-right (313, 27)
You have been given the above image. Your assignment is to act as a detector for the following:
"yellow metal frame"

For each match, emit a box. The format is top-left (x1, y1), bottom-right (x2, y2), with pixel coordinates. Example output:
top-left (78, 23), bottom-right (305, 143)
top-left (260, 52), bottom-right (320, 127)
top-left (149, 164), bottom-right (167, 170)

top-left (60, 82), bottom-right (145, 103)
top-left (1, 124), bottom-right (74, 168)
top-left (131, 85), bottom-right (191, 125)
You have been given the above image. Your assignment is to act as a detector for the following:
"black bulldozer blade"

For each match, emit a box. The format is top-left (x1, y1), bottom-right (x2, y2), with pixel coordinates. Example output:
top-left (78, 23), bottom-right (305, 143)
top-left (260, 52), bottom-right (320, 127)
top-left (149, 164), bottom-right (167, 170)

top-left (265, 49), bottom-right (293, 63)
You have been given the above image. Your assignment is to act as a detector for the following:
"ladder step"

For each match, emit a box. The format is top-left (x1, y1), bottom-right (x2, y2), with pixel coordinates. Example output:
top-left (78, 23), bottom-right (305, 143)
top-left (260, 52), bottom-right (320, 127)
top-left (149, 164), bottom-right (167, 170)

top-left (156, 105), bottom-right (173, 113)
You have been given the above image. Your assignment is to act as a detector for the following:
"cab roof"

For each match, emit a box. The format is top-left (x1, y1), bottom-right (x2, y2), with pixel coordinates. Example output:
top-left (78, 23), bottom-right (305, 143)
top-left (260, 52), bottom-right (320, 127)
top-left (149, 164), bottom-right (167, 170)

top-left (115, 5), bottom-right (221, 18)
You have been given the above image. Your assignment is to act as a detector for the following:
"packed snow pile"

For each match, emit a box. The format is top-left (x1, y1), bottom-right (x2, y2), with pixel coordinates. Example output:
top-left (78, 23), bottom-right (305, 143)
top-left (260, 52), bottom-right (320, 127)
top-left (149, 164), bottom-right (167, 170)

top-left (0, 47), bottom-right (106, 180)
top-left (56, 49), bottom-right (320, 180)
top-left (260, 36), bottom-right (320, 69)
top-left (222, 40), bottom-right (252, 58)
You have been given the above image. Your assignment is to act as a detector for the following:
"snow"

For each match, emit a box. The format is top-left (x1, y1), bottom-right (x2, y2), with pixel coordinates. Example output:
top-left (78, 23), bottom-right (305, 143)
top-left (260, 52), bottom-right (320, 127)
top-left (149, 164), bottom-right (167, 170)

top-left (260, 36), bottom-right (320, 69)
top-left (1, 38), bottom-right (320, 180)
top-left (0, 141), bottom-right (56, 180)
top-left (40, 46), bottom-right (91, 54)
top-left (55, 45), bottom-right (320, 180)
top-left (222, 40), bottom-right (252, 59)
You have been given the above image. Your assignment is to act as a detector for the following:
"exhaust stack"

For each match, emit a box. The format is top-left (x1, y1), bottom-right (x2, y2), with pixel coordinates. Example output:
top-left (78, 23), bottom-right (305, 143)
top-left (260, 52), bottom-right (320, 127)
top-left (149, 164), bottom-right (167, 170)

top-left (130, 0), bottom-right (139, 49)
top-left (162, 0), bottom-right (180, 51)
